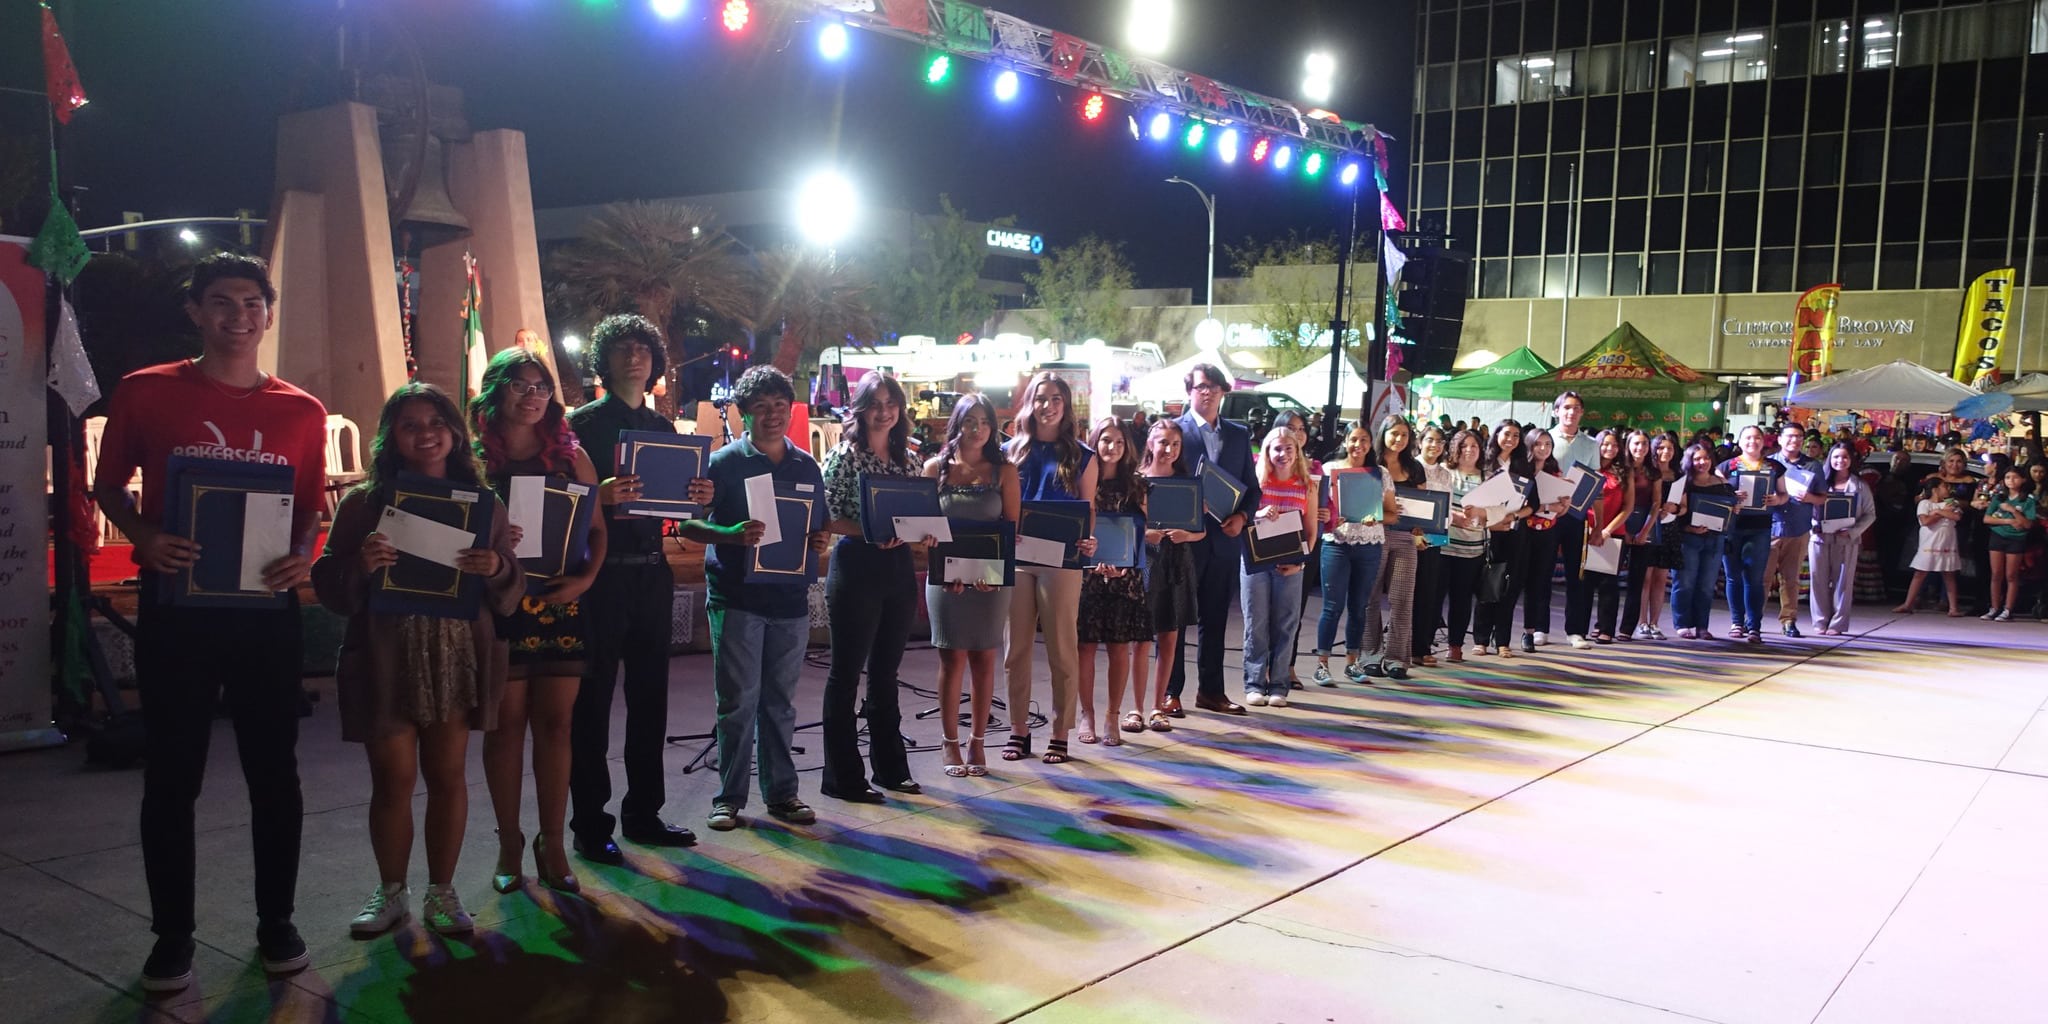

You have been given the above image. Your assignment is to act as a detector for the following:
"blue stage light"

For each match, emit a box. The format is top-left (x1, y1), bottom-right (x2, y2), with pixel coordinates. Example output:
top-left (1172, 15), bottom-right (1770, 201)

top-left (651, 0), bottom-right (687, 19)
top-left (994, 69), bottom-right (1020, 102)
top-left (1273, 143), bottom-right (1295, 171)
top-left (1217, 128), bottom-right (1240, 164)
top-left (1339, 161), bottom-right (1361, 186)
top-left (1147, 111), bottom-right (1173, 141)
top-left (817, 23), bottom-right (849, 60)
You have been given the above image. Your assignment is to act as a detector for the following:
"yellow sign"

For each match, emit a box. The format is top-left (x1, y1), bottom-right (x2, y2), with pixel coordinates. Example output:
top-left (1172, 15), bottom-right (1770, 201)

top-left (1951, 267), bottom-right (2016, 386)
top-left (1789, 284), bottom-right (1841, 386)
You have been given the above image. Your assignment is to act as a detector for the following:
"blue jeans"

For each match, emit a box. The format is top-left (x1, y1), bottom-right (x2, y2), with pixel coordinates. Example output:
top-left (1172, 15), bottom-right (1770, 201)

top-left (1673, 532), bottom-right (1721, 630)
top-left (710, 605), bottom-right (807, 809)
top-left (1240, 567), bottom-right (1304, 695)
top-left (1721, 525), bottom-right (1772, 630)
top-left (1315, 542), bottom-right (1384, 655)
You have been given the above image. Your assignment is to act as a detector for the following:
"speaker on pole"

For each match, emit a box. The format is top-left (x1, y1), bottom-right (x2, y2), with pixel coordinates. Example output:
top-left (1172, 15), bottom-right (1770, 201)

top-left (1393, 248), bottom-right (1470, 376)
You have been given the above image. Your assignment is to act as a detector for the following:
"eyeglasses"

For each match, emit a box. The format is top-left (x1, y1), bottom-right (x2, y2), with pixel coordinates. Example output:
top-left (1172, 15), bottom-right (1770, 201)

top-left (1188, 382), bottom-right (1223, 393)
top-left (508, 381), bottom-right (554, 398)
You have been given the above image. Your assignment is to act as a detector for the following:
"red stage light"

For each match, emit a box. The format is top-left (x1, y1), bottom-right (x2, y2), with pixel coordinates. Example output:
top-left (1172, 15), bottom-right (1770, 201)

top-left (1081, 93), bottom-right (1106, 121)
top-left (1251, 137), bottom-right (1271, 163)
top-left (721, 0), bottom-right (750, 32)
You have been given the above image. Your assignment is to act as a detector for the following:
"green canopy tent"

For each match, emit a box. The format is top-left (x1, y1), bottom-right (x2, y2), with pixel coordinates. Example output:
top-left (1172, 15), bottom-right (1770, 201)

top-left (1511, 322), bottom-right (1727, 434)
top-left (1421, 346), bottom-right (1557, 428)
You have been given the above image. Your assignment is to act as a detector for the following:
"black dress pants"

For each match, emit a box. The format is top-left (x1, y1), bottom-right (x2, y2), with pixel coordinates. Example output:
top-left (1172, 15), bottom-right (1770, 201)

top-left (571, 556), bottom-right (675, 841)
top-left (1168, 535), bottom-right (1238, 701)
top-left (1522, 527), bottom-right (1564, 634)
top-left (821, 540), bottom-right (914, 790)
top-left (1620, 544), bottom-right (1653, 635)
top-left (1411, 546), bottom-right (1443, 656)
top-left (1441, 552), bottom-right (1482, 646)
top-left (136, 592), bottom-right (303, 938)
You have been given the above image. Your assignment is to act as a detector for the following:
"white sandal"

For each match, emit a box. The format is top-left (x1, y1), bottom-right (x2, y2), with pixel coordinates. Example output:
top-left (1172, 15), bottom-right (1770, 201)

top-left (965, 734), bottom-right (989, 777)
top-left (942, 739), bottom-right (968, 778)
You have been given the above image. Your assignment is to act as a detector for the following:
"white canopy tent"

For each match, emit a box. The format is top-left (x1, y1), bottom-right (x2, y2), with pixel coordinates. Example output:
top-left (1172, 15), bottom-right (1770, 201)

top-left (1954, 372), bottom-right (2048, 419)
top-left (1263, 352), bottom-right (1370, 412)
top-left (1127, 350), bottom-right (1265, 406)
top-left (1781, 360), bottom-right (1978, 414)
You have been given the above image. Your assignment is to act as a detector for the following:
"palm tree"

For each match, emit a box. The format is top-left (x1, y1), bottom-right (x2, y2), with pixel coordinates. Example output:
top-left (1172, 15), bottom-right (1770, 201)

top-left (753, 246), bottom-right (883, 380)
top-left (546, 201), bottom-right (755, 414)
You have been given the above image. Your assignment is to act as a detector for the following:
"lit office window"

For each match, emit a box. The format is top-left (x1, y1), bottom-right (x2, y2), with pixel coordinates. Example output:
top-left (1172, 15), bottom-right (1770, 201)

top-left (1665, 30), bottom-right (1772, 86)
top-left (1815, 19), bottom-right (1851, 74)
top-left (1899, 2), bottom-right (2033, 65)
top-left (1862, 16), bottom-right (1897, 69)
top-left (1495, 51), bottom-right (1580, 103)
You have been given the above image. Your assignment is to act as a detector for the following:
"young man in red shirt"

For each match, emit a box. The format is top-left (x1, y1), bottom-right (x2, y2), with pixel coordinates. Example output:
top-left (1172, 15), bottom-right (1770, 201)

top-left (93, 253), bottom-right (329, 993)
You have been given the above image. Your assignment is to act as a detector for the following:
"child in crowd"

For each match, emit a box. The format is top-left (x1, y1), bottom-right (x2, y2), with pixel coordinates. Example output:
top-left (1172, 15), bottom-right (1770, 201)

top-left (1894, 476), bottom-right (1965, 616)
top-left (1980, 468), bottom-right (2038, 621)
top-left (1242, 426), bottom-right (1318, 706)
top-left (314, 382), bottom-right (524, 937)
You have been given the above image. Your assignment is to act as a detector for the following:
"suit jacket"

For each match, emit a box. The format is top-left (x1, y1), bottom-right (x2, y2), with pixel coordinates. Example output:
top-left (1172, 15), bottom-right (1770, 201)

top-left (1176, 410), bottom-right (1260, 554)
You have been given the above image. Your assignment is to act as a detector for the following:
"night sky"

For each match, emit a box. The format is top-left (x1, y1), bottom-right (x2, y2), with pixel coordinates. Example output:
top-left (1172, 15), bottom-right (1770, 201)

top-left (3, 0), bottom-right (1411, 289)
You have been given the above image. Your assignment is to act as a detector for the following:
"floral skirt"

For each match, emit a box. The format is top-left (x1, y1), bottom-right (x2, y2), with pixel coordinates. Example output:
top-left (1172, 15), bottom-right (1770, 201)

top-left (499, 591), bottom-right (589, 680)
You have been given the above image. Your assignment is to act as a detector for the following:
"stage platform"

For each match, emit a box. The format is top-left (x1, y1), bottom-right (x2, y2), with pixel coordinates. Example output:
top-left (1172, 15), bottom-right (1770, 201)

top-left (3, 601), bottom-right (2045, 1023)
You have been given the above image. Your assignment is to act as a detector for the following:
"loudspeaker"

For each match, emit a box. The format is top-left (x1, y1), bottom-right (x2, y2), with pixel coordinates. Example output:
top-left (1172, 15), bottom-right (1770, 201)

top-left (1393, 248), bottom-right (1470, 376)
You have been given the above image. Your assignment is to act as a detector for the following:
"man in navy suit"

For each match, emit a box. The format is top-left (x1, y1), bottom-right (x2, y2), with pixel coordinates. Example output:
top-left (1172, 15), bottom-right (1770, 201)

top-left (1168, 362), bottom-right (1258, 716)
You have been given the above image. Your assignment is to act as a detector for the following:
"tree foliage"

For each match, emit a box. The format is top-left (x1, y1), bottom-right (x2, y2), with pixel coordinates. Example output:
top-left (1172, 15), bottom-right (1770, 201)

top-left (1225, 230), bottom-right (1373, 378)
top-left (1023, 234), bottom-right (1136, 343)
top-left (870, 194), bottom-right (1008, 342)
top-left (754, 246), bottom-right (883, 379)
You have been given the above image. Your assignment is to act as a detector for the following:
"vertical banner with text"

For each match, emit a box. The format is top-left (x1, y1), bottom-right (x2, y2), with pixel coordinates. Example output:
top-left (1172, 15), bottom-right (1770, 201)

top-left (0, 239), bottom-right (55, 750)
top-left (1787, 283), bottom-right (1842, 407)
top-left (1950, 267), bottom-right (2016, 387)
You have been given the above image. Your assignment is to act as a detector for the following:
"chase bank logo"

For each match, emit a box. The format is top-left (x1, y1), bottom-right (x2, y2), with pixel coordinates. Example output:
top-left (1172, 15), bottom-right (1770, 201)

top-left (986, 229), bottom-right (1044, 256)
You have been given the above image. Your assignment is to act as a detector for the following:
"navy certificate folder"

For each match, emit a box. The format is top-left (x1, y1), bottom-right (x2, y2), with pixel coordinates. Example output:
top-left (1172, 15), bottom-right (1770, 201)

top-left (516, 476), bottom-right (596, 593)
top-left (744, 480), bottom-right (827, 583)
top-left (1092, 512), bottom-right (1145, 569)
top-left (1144, 477), bottom-right (1203, 532)
top-left (159, 456), bottom-right (295, 609)
top-left (1018, 499), bottom-right (1092, 569)
top-left (859, 474), bottom-right (942, 544)
top-left (369, 472), bottom-right (496, 620)
top-left (617, 430), bottom-right (711, 519)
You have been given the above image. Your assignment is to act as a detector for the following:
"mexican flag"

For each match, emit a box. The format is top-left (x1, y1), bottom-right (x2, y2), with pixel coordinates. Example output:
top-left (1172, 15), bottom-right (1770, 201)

top-left (461, 252), bottom-right (486, 398)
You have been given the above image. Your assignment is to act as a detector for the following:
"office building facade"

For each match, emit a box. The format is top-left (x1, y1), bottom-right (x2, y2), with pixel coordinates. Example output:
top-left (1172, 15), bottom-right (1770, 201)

top-left (1408, 0), bottom-right (2048, 378)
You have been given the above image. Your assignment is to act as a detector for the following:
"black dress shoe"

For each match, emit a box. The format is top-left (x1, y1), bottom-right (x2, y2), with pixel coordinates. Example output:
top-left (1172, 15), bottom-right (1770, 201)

top-left (1162, 696), bottom-right (1185, 718)
top-left (1194, 695), bottom-right (1248, 715)
top-left (573, 834), bottom-right (627, 864)
top-left (1782, 623), bottom-right (1802, 637)
top-left (820, 784), bottom-right (886, 804)
top-left (621, 819), bottom-right (699, 848)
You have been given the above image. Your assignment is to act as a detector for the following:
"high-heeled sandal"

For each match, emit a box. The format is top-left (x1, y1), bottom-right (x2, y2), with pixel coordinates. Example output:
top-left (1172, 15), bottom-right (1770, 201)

top-left (1041, 739), bottom-right (1071, 765)
top-left (1077, 713), bottom-right (1099, 744)
top-left (942, 739), bottom-right (968, 778)
top-left (966, 734), bottom-right (989, 777)
top-left (1001, 734), bottom-right (1031, 761)
top-left (492, 828), bottom-right (523, 894)
top-left (532, 833), bottom-right (579, 894)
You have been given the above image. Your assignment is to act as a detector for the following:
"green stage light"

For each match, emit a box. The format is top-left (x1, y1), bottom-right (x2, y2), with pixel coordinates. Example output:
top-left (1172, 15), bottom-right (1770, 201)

top-left (925, 53), bottom-right (952, 86)
top-left (1183, 122), bottom-right (1205, 148)
top-left (1304, 151), bottom-right (1325, 177)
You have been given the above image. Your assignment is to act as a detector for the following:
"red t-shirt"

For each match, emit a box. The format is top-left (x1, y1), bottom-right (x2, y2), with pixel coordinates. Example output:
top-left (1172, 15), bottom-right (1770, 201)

top-left (98, 360), bottom-right (329, 548)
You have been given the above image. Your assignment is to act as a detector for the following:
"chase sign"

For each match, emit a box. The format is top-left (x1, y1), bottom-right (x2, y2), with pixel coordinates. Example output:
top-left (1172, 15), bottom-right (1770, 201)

top-left (986, 229), bottom-right (1045, 256)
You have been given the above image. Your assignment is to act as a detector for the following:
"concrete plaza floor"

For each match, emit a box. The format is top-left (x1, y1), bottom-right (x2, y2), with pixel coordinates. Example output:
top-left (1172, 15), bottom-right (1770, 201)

top-left (4, 594), bottom-right (2047, 1023)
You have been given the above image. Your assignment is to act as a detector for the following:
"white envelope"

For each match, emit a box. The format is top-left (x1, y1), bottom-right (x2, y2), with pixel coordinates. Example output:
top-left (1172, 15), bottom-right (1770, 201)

top-left (743, 474), bottom-right (781, 546)
top-left (944, 556), bottom-right (1005, 586)
top-left (1016, 535), bottom-right (1067, 567)
top-left (1459, 471), bottom-right (1524, 511)
top-left (1661, 479), bottom-right (1685, 524)
top-left (508, 476), bottom-right (545, 559)
top-left (1822, 517), bottom-right (1857, 533)
top-left (1692, 510), bottom-right (1728, 533)
top-left (378, 505), bottom-right (475, 568)
top-left (1535, 471), bottom-right (1574, 504)
top-left (239, 493), bottom-right (294, 592)
top-left (891, 515), bottom-right (953, 544)
top-left (1253, 509), bottom-right (1305, 539)
top-left (1584, 535), bottom-right (1623, 575)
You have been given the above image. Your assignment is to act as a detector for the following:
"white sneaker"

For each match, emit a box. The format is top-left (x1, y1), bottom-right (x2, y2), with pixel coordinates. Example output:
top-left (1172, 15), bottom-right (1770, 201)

top-left (1267, 693), bottom-right (1290, 708)
top-left (1633, 624), bottom-right (1654, 640)
top-left (1569, 634), bottom-right (1592, 650)
top-left (421, 883), bottom-right (474, 935)
top-left (1532, 631), bottom-right (1549, 646)
top-left (1994, 609), bottom-right (2013, 622)
top-left (349, 882), bottom-right (409, 937)
top-left (1981, 609), bottom-right (2001, 620)
top-left (1245, 692), bottom-right (1269, 706)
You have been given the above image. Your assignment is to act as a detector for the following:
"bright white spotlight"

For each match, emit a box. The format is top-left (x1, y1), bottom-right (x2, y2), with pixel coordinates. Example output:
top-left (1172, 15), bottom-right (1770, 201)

top-left (817, 22), bottom-right (849, 60)
top-left (794, 170), bottom-right (859, 248)
top-left (1339, 162), bottom-right (1362, 186)
top-left (651, 0), bottom-right (687, 19)
top-left (1127, 0), bottom-right (1173, 56)
top-left (1147, 110), bottom-right (1173, 141)
top-left (993, 69), bottom-right (1020, 102)
top-left (1218, 128), bottom-right (1240, 164)
top-left (1273, 143), bottom-right (1295, 170)
top-left (1303, 52), bottom-right (1336, 103)
top-left (178, 228), bottom-right (201, 245)
top-left (563, 334), bottom-right (585, 353)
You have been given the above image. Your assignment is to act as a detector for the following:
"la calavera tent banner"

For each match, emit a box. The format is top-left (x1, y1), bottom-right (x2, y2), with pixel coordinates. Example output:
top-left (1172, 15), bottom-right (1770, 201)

top-left (1512, 321), bottom-right (1726, 432)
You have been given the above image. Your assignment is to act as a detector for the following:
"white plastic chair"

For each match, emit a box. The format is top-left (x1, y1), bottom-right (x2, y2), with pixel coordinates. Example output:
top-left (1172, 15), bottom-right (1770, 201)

top-left (324, 414), bottom-right (366, 514)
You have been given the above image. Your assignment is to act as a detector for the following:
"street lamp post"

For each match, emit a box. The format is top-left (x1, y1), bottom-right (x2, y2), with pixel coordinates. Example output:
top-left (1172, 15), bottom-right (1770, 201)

top-left (1165, 176), bottom-right (1216, 321)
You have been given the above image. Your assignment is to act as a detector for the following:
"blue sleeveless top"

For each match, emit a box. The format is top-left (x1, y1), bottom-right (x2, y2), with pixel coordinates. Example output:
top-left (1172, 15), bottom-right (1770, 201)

top-left (1016, 438), bottom-right (1095, 501)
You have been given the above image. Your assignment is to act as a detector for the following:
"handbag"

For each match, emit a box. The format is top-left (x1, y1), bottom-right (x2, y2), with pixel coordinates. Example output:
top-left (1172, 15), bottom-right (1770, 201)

top-left (1477, 542), bottom-right (1513, 603)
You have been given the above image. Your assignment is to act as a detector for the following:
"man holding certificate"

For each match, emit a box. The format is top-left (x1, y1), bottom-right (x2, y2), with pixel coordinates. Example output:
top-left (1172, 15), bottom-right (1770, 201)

top-left (1169, 364), bottom-right (1259, 716)
top-left (1765, 422), bottom-right (1818, 637)
top-left (567, 315), bottom-right (710, 862)
top-left (678, 367), bottom-right (831, 832)
top-left (93, 254), bottom-right (328, 992)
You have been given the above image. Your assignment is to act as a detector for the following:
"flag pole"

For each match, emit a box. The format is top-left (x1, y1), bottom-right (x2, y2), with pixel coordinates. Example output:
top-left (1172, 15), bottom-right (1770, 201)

top-left (2020, 132), bottom-right (2044, 375)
